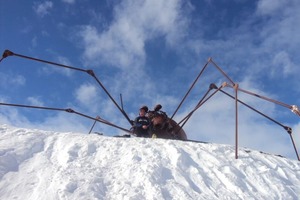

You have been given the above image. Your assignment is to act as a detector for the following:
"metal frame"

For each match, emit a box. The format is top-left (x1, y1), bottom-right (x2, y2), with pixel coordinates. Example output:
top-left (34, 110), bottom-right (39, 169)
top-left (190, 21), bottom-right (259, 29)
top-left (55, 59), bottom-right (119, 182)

top-left (1, 50), bottom-right (299, 160)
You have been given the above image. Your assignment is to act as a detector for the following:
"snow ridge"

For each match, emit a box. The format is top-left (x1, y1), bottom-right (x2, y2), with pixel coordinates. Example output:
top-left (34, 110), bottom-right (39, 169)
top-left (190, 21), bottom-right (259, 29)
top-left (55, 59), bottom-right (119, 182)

top-left (0, 125), bottom-right (299, 200)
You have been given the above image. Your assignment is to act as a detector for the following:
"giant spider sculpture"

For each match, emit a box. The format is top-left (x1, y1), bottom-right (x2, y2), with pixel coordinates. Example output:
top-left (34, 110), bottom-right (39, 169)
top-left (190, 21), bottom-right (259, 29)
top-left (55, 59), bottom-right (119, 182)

top-left (0, 50), bottom-right (299, 160)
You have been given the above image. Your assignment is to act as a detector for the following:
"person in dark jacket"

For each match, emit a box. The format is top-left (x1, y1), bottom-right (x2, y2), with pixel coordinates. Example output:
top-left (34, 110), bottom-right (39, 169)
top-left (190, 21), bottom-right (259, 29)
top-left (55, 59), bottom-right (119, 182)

top-left (133, 105), bottom-right (150, 137)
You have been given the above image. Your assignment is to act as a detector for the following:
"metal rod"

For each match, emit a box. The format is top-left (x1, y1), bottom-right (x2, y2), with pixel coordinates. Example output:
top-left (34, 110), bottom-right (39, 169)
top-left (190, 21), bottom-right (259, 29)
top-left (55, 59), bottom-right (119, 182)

top-left (71, 110), bottom-right (132, 133)
top-left (88, 117), bottom-right (99, 134)
top-left (1, 50), bottom-right (133, 125)
top-left (234, 83), bottom-right (239, 159)
top-left (171, 58), bottom-right (236, 120)
top-left (227, 84), bottom-right (292, 109)
top-left (13, 51), bottom-right (87, 72)
top-left (209, 58), bottom-right (235, 85)
top-left (170, 60), bottom-right (210, 120)
top-left (87, 72), bottom-right (133, 125)
top-left (219, 90), bottom-right (289, 128)
top-left (178, 83), bottom-right (215, 128)
top-left (178, 83), bottom-right (226, 126)
top-left (0, 102), bottom-right (66, 112)
top-left (289, 134), bottom-right (300, 161)
top-left (173, 83), bottom-right (226, 138)
top-left (220, 89), bottom-right (300, 160)
top-left (0, 102), bottom-right (132, 134)
top-left (120, 94), bottom-right (124, 111)
top-left (227, 85), bottom-right (300, 117)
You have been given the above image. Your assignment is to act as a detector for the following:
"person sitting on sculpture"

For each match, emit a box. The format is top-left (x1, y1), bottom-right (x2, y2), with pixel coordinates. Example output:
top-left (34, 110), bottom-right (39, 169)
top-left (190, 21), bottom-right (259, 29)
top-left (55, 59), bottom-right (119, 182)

top-left (133, 105), bottom-right (150, 137)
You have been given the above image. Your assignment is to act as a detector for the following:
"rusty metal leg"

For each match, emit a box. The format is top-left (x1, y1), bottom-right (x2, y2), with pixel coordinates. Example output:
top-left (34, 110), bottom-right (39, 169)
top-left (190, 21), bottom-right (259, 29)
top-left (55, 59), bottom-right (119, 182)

top-left (289, 133), bottom-right (300, 161)
top-left (234, 83), bottom-right (239, 159)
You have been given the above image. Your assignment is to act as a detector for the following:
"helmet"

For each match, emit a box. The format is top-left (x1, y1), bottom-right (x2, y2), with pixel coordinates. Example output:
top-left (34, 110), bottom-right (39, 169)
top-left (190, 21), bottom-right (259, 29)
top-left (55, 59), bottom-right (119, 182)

top-left (140, 105), bottom-right (148, 112)
top-left (154, 104), bottom-right (162, 111)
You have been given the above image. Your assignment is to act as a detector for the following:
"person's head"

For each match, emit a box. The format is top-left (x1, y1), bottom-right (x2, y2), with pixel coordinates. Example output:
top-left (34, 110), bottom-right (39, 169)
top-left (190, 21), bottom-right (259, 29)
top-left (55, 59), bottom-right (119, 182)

top-left (139, 105), bottom-right (148, 116)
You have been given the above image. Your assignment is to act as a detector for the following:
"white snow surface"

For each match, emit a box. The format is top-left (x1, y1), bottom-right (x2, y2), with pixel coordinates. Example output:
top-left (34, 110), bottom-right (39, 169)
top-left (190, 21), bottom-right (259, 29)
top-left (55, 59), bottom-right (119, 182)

top-left (0, 124), bottom-right (299, 200)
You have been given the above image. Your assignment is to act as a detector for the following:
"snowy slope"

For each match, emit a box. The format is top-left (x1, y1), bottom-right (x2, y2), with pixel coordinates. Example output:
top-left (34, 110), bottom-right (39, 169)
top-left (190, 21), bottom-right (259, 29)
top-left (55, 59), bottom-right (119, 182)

top-left (0, 125), bottom-right (299, 200)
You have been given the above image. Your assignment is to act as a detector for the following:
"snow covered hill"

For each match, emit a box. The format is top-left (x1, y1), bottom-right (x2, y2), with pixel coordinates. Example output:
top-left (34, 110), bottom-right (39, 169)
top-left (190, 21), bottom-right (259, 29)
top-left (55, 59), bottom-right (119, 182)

top-left (0, 125), bottom-right (299, 200)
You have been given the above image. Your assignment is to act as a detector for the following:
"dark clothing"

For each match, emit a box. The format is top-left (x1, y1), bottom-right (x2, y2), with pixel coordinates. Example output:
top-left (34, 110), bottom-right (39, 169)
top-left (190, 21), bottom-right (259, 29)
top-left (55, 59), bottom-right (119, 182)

top-left (133, 116), bottom-right (150, 137)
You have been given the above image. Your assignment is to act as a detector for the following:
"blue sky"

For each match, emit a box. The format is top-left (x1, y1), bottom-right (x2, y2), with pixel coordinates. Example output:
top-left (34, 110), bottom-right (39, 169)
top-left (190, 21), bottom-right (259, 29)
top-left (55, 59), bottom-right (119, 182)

top-left (0, 0), bottom-right (300, 160)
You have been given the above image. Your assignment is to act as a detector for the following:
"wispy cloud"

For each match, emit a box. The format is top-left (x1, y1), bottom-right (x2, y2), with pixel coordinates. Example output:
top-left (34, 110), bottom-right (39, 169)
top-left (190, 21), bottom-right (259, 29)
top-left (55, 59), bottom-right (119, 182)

top-left (33, 1), bottom-right (53, 17)
top-left (0, 106), bottom-right (31, 128)
top-left (75, 0), bottom-right (193, 118)
top-left (0, 72), bottom-right (26, 88)
top-left (256, 0), bottom-right (287, 16)
top-left (62, 0), bottom-right (75, 4)
top-left (78, 0), bottom-right (189, 69)
top-left (270, 51), bottom-right (295, 77)
top-left (39, 56), bottom-right (73, 76)
top-left (26, 96), bottom-right (45, 107)
top-left (185, 0), bottom-right (300, 84)
top-left (75, 83), bottom-right (97, 104)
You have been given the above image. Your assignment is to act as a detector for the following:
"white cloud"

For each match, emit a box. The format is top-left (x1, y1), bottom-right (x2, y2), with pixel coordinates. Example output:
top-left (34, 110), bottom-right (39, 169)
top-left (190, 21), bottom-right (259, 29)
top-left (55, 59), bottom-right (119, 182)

top-left (185, 0), bottom-right (300, 87)
top-left (33, 1), bottom-right (53, 17)
top-left (0, 73), bottom-right (26, 88)
top-left (256, 0), bottom-right (287, 16)
top-left (78, 0), bottom-right (189, 69)
top-left (12, 75), bottom-right (26, 86)
top-left (74, 83), bottom-right (103, 114)
top-left (257, 1), bottom-right (300, 51)
top-left (0, 94), bottom-right (91, 134)
top-left (0, 107), bottom-right (31, 128)
top-left (75, 83), bottom-right (97, 104)
top-left (75, 0), bottom-right (192, 115)
top-left (27, 96), bottom-right (45, 107)
top-left (62, 0), bottom-right (75, 4)
top-left (39, 56), bottom-right (73, 76)
top-left (56, 56), bottom-right (73, 76)
top-left (31, 36), bottom-right (38, 48)
top-left (35, 112), bottom-right (89, 133)
top-left (0, 106), bottom-right (90, 134)
top-left (254, 0), bottom-right (300, 82)
top-left (270, 51), bottom-right (294, 77)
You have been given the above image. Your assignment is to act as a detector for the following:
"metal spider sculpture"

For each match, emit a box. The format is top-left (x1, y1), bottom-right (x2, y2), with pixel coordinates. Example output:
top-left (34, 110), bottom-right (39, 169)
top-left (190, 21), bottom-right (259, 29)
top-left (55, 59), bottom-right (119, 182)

top-left (0, 50), bottom-right (299, 160)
